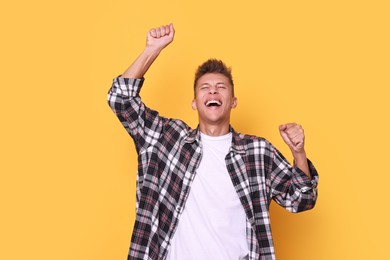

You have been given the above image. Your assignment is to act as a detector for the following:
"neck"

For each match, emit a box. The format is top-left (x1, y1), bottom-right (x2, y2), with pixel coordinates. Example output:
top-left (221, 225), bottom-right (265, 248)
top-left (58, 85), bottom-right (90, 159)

top-left (199, 122), bottom-right (230, 136)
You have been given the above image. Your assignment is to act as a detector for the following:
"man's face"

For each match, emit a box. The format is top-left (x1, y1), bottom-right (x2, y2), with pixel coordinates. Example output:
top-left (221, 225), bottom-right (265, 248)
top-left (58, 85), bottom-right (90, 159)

top-left (192, 73), bottom-right (237, 127)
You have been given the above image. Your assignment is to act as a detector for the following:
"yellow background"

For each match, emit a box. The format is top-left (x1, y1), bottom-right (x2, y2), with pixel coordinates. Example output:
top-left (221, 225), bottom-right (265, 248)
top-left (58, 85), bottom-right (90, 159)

top-left (1, 0), bottom-right (389, 259)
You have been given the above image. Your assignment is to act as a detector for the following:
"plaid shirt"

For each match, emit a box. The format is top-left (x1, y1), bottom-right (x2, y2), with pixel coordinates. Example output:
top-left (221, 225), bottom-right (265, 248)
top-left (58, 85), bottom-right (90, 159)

top-left (107, 77), bottom-right (319, 260)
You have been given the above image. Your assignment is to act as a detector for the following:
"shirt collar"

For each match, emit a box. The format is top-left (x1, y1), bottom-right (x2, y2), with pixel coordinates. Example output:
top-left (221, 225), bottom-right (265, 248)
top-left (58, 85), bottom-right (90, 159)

top-left (230, 126), bottom-right (246, 154)
top-left (184, 125), bottom-right (246, 155)
top-left (183, 127), bottom-right (200, 144)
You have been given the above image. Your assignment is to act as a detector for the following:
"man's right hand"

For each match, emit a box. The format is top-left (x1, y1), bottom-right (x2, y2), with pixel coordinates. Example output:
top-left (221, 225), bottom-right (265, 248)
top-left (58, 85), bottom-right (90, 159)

top-left (146, 24), bottom-right (175, 53)
top-left (120, 23), bottom-right (175, 78)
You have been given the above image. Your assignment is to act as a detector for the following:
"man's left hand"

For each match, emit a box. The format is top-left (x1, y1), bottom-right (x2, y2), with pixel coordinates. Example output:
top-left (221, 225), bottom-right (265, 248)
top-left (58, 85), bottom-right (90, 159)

top-left (279, 123), bottom-right (305, 154)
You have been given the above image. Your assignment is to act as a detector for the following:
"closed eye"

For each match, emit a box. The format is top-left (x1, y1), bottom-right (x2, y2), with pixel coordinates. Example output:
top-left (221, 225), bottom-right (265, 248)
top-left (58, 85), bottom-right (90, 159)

top-left (199, 84), bottom-right (210, 90)
top-left (216, 83), bottom-right (226, 89)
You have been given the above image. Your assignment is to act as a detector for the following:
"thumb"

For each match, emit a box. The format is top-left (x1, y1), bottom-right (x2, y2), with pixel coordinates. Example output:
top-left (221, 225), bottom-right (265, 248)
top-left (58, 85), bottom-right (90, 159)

top-left (279, 124), bottom-right (287, 132)
top-left (169, 23), bottom-right (175, 34)
top-left (279, 124), bottom-right (293, 147)
top-left (168, 23), bottom-right (175, 39)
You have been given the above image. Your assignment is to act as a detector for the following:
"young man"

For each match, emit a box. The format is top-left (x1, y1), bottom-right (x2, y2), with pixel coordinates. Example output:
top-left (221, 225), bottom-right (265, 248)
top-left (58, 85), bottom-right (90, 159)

top-left (107, 24), bottom-right (318, 260)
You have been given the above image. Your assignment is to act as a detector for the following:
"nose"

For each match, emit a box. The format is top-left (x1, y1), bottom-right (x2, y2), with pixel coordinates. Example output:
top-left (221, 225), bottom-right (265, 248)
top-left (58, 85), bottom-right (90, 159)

top-left (209, 86), bottom-right (217, 94)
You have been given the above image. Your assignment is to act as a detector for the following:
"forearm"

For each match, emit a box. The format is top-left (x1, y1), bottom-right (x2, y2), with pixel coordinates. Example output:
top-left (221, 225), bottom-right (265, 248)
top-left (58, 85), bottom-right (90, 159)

top-left (121, 24), bottom-right (174, 79)
top-left (121, 47), bottom-right (161, 78)
top-left (279, 123), bottom-right (311, 178)
top-left (292, 150), bottom-right (311, 178)
top-left (269, 145), bottom-right (318, 212)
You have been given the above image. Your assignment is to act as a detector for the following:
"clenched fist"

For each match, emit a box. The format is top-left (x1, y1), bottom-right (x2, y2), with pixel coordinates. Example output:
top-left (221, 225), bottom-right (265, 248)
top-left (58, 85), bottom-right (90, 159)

top-left (146, 24), bottom-right (175, 53)
top-left (279, 123), bottom-right (305, 154)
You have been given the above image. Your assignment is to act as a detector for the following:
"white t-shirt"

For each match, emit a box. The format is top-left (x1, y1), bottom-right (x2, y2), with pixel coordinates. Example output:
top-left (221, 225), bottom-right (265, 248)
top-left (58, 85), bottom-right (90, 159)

top-left (167, 132), bottom-right (249, 260)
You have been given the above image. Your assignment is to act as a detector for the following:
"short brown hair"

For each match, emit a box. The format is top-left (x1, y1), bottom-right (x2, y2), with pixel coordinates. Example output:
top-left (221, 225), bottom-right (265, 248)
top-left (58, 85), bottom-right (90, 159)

top-left (194, 59), bottom-right (234, 96)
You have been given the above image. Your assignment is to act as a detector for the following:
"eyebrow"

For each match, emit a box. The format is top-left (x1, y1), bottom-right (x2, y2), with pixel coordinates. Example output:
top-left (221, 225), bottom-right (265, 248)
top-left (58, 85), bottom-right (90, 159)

top-left (199, 82), bottom-right (226, 86)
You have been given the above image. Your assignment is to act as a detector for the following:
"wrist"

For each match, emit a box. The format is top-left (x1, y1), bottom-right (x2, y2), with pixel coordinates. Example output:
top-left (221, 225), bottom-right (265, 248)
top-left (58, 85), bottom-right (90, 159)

top-left (292, 149), bottom-right (307, 162)
top-left (144, 45), bottom-right (163, 56)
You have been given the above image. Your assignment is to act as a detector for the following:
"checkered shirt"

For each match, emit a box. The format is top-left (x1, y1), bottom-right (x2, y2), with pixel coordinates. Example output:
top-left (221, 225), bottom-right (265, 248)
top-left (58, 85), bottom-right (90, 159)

top-left (107, 77), bottom-right (319, 260)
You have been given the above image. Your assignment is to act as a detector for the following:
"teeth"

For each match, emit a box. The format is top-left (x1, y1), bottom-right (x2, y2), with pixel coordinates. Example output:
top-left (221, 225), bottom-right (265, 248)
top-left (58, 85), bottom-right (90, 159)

top-left (206, 100), bottom-right (222, 107)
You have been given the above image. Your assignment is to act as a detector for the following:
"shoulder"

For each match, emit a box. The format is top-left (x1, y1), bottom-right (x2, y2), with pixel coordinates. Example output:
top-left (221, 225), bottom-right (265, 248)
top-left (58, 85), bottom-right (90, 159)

top-left (165, 118), bottom-right (191, 130)
top-left (232, 129), bottom-right (275, 155)
top-left (163, 118), bottom-right (195, 138)
top-left (233, 130), bottom-right (269, 145)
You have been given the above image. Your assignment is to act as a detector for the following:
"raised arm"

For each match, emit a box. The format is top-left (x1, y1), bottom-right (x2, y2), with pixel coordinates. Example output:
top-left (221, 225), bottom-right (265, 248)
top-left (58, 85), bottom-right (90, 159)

top-left (267, 124), bottom-right (318, 212)
top-left (121, 24), bottom-right (175, 78)
top-left (108, 24), bottom-right (175, 152)
top-left (279, 123), bottom-right (311, 177)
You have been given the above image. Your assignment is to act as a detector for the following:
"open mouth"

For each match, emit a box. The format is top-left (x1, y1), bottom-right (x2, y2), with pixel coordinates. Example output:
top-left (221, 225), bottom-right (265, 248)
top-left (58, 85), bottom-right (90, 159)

top-left (205, 100), bottom-right (222, 107)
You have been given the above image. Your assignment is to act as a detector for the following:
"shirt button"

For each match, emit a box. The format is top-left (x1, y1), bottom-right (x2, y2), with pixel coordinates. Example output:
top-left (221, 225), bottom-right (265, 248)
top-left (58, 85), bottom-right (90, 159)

top-left (300, 187), bottom-right (310, 192)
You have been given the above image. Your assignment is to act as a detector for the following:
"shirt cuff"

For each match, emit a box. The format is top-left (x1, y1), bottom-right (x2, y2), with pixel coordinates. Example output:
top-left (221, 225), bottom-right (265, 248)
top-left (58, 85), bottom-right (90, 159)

top-left (112, 76), bottom-right (145, 97)
top-left (292, 159), bottom-right (319, 193)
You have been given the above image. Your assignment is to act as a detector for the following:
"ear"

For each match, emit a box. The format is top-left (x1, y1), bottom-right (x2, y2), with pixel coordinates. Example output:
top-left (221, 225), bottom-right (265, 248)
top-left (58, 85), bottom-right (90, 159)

top-left (231, 97), bottom-right (238, 109)
top-left (192, 99), bottom-right (197, 110)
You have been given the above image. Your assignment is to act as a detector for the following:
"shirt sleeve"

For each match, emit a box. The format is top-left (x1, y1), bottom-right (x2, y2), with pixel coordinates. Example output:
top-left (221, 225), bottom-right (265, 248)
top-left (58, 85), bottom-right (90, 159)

top-left (267, 142), bottom-right (319, 213)
top-left (107, 77), bottom-right (166, 153)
